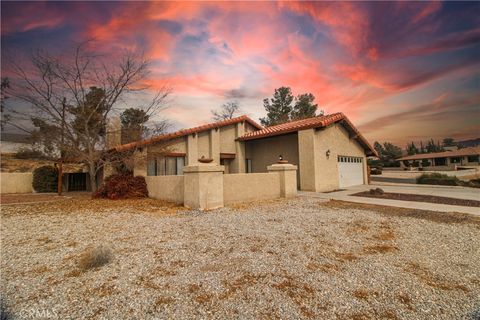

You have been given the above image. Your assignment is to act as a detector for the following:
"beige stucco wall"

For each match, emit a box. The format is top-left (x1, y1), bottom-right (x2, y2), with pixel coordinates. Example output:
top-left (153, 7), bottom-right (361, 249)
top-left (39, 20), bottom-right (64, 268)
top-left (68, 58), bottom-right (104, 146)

top-left (219, 125), bottom-right (236, 154)
top-left (197, 131), bottom-right (210, 160)
top-left (133, 122), bottom-right (253, 174)
top-left (1, 172), bottom-right (33, 194)
top-left (148, 137), bottom-right (187, 155)
top-left (223, 173), bottom-right (281, 204)
top-left (184, 164), bottom-right (224, 210)
top-left (245, 133), bottom-right (299, 173)
top-left (309, 123), bottom-right (367, 192)
top-left (145, 175), bottom-right (184, 204)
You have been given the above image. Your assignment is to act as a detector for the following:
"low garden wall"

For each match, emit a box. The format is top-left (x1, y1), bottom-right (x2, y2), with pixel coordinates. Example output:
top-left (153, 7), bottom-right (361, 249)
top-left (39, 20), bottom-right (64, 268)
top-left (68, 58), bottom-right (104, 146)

top-left (1, 172), bottom-right (33, 194)
top-left (145, 175), bottom-right (184, 204)
top-left (224, 173), bottom-right (281, 204)
top-left (143, 163), bottom-right (297, 210)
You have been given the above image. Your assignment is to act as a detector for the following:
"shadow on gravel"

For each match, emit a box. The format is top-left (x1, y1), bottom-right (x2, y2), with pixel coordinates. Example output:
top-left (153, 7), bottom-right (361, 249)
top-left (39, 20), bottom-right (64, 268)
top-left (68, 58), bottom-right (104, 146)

top-left (1, 298), bottom-right (12, 320)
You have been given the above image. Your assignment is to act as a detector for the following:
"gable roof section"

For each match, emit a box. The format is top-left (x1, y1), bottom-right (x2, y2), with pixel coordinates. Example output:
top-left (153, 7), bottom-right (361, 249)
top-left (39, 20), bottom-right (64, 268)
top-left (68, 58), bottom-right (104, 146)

top-left (238, 112), bottom-right (377, 157)
top-left (112, 115), bottom-right (262, 152)
top-left (397, 146), bottom-right (480, 161)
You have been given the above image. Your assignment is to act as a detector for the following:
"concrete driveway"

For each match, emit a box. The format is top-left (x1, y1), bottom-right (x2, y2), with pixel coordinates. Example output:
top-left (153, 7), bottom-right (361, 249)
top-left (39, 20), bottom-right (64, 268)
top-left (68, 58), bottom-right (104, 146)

top-left (300, 183), bottom-right (480, 216)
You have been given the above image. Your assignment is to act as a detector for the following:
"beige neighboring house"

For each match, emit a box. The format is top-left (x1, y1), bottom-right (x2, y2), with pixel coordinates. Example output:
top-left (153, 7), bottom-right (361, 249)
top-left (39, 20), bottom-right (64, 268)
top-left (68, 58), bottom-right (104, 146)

top-left (112, 112), bottom-right (377, 192)
top-left (0, 133), bottom-right (31, 153)
top-left (397, 147), bottom-right (480, 170)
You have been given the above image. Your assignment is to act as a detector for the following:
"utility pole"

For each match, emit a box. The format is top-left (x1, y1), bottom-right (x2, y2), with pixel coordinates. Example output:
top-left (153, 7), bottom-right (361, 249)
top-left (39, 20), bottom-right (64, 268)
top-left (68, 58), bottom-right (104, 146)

top-left (58, 97), bottom-right (66, 195)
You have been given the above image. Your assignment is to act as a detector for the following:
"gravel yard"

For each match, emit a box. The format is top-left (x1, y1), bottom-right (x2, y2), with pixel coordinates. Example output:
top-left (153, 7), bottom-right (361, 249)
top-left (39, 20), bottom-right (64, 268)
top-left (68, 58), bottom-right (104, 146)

top-left (1, 197), bottom-right (479, 319)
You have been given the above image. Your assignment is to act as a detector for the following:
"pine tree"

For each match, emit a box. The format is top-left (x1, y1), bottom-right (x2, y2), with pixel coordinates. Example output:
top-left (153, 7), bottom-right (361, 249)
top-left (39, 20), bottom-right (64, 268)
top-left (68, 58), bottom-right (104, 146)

top-left (260, 87), bottom-right (294, 126)
top-left (291, 93), bottom-right (317, 121)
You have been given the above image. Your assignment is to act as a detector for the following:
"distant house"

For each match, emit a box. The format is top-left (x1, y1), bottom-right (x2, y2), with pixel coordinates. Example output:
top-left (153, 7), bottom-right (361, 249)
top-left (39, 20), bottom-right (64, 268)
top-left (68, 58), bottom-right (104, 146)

top-left (0, 133), bottom-right (31, 153)
top-left (111, 113), bottom-right (377, 192)
top-left (397, 147), bottom-right (480, 170)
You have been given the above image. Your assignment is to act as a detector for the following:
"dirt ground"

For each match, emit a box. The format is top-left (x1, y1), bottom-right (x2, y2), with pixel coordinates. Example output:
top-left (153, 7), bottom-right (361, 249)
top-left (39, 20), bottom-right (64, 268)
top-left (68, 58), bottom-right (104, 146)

top-left (1, 197), bottom-right (479, 319)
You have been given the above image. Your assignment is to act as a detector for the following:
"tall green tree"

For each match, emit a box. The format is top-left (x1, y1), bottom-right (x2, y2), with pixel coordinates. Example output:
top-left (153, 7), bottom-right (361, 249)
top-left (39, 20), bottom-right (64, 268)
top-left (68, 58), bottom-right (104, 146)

top-left (120, 108), bottom-right (149, 144)
top-left (374, 141), bottom-right (402, 166)
top-left (426, 139), bottom-right (443, 153)
top-left (442, 138), bottom-right (455, 147)
top-left (382, 142), bottom-right (402, 162)
top-left (373, 141), bottom-right (384, 157)
top-left (260, 87), bottom-right (294, 126)
top-left (291, 93), bottom-right (318, 120)
top-left (406, 142), bottom-right (418, 155)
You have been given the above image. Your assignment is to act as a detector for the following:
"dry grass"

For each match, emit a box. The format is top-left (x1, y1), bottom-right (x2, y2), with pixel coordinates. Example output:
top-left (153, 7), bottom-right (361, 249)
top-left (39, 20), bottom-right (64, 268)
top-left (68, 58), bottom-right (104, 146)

top-left (77, 246), bottom-right (112, 271)
top-left (155, 296), bottom-right (175, 305)
top-left (137, 275), bottom-right (162, 290)
top-left (194, 292), bottom-right (214, 304)
top-left (89, 283), bottom-right (119, 298)
top-left (1, 196), bottom-right (183, 217)
top-left (333, 251), bottom-right (359, 262)
top-left (397, 293), bottom-right (415, 310)
top-left (352, 289), bottom-right (378, 300)
top-left (306, 262), bottom-right (340, 273)
top-left (363, 244), bottom-right (398, 254)
top-left (404, 262), bottom-right (470, 292)
top-left (373, 228), bottom-right (396, 241)
top-left (226, 198), bottom-right (289, 211)
top-left (321, 200), bottom-right (480, 225)
top-left (272, 274), bottom-right (316, 318)
top-left (220, 273), bottom-right (267, 300)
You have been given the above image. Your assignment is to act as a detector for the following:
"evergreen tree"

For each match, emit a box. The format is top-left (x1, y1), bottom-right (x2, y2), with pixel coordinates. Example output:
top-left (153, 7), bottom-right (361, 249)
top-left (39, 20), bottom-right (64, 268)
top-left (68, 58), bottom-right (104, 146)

top-left (120, 108), bottom-right (149, 144)
top-left (260, 87), bottom-right (294, 126)
top-left (291, 93), bottom-right (317, 121)
top-left (406, 142), bottom-right (418, 155)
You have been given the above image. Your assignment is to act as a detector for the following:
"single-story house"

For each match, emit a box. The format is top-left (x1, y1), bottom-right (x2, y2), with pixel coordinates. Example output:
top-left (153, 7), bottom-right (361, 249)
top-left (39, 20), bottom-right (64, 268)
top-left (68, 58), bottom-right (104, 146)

top-left (0, 133), bottom-right (32, 153)
top-left (111, 112), bottom-right (377, 192)
top-left (397, 147), bottom-right (480, 170)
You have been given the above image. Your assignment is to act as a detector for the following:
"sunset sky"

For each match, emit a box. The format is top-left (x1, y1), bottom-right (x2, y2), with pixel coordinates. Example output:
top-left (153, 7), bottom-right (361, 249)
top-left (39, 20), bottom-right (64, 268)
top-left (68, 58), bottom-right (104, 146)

top-left (1, 1), bottom-right (479, 146)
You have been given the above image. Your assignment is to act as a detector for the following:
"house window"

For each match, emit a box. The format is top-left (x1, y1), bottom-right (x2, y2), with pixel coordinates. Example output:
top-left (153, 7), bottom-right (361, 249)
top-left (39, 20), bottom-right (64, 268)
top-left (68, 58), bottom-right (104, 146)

top-left (467, 155), bottom-right (479, 163)
top-left (450, 157), bottom-right (462, 164)
top-left (338, 156), bottom-right (363, 163)
top-left (147, 158), bottom-right (157, 176)
top-left (246, 159), bottom-right (252, 173)
top-left (165, 156), bottom-right (184, 175)
top-left (148, 156), bottom-right (185, 176)
top-left (434, 157), bottom-right (447, 166)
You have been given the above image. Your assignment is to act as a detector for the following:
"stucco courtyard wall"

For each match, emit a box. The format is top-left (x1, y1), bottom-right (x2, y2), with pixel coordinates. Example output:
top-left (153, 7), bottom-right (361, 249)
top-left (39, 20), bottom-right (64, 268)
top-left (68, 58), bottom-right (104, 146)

top-left (143, 163), bottom-right (297, 210)
top-left (1, 173), bottom-right (33, 194)
top-left (223, 173), bottom-right (281, 204)
top-left (145, 175), bottom-right (184, 204)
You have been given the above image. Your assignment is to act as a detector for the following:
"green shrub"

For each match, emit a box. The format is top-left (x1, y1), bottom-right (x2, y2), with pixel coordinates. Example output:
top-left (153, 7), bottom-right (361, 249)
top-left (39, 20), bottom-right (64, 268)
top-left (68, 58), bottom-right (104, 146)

top-left (416, 173), bottom-right (459, 186)
top-left (32, 165), bottom-right (58, 192)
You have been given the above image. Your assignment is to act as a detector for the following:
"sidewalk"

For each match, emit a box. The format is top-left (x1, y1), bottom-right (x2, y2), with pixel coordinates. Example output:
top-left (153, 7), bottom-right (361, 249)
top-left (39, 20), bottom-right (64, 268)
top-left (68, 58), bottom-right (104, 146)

top-left (300, 184), bottom-right (480, 216)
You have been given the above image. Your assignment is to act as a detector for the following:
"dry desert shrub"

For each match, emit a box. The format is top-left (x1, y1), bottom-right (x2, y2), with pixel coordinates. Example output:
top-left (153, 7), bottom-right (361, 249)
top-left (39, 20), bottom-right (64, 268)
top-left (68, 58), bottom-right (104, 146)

top-left (78, 245), bottom-right (112, 271)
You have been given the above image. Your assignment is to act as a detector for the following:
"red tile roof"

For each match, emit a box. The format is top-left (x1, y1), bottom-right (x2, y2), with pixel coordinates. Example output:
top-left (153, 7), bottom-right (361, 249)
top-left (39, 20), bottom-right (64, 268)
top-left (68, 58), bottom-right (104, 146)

top-left (397, 146), bottom-right (480, 161)
top-left (112, 115), bottom-right (262, 152)
top-left (238, 112), bottom-right (377, 156)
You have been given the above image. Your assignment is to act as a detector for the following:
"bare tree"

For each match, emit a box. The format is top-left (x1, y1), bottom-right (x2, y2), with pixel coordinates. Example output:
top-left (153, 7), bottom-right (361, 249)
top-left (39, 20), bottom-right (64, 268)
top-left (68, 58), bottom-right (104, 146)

top-left (4, 42), bottom-right (170, 192)
top-left (211, 101), bottom-right (240, 121)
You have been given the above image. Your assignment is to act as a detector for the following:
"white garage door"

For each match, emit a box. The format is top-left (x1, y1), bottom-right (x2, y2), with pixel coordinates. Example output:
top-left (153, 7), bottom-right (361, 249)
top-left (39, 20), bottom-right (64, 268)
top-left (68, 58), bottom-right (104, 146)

top-left (338, 156), bottom-right (364, 188)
